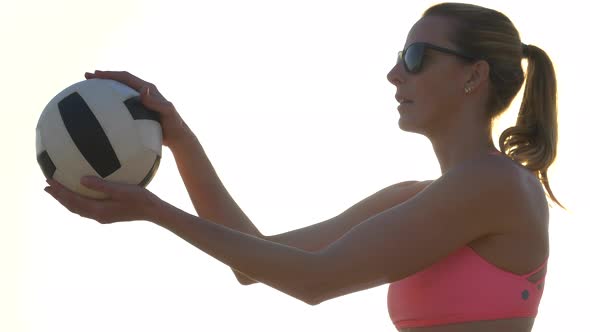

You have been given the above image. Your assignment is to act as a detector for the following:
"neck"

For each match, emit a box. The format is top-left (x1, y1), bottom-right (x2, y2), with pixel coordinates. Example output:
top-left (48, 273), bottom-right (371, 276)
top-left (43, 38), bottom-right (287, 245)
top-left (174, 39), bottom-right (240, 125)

top-left (430, 114), bottom-right (497, 174)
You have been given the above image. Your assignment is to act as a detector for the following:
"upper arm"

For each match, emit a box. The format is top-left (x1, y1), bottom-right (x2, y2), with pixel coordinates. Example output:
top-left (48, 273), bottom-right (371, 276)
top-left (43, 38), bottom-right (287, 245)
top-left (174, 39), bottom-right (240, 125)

top-left (337, 180), bottom-right (434, 223)
top-left (268, 180), bottom-right (433, 251)
top-left (309, 159), bottom-right (522, 304)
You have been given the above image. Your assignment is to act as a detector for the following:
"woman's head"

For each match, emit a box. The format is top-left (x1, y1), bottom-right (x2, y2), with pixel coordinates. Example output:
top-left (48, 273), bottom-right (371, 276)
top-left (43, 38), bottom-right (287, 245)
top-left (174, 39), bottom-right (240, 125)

top-left (387, 14), bottom-right (491, 136)
top-left (388, 3), bottom-right (564, 209)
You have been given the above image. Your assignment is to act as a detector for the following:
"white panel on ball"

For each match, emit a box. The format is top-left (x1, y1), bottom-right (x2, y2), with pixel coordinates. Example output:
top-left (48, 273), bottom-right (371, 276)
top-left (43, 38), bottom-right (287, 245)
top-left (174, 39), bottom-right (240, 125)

top-left (137, 120), bottom-right (163, 156)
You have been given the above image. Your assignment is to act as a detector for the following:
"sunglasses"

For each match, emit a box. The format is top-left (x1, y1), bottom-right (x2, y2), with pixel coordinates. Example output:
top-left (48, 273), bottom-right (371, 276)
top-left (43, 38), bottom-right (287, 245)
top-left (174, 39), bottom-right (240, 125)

top-left (397, 42), bottom-right (476, 74)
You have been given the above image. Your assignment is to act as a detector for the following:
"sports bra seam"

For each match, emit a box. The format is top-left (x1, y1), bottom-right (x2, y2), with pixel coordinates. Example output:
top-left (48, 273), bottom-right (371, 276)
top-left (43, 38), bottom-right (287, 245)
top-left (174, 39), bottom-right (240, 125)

top-left (394, 311), bottom-right (539, 325)
top-left (464, 246), bottom-right (548, 282)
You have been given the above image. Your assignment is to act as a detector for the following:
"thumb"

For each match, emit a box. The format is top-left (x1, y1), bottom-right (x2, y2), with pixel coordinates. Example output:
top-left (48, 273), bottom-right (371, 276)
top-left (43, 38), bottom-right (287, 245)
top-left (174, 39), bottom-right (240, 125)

top-left (140, 86), bottom-right (160, 109)
top-left (139, 86), bottom-right (174, 115)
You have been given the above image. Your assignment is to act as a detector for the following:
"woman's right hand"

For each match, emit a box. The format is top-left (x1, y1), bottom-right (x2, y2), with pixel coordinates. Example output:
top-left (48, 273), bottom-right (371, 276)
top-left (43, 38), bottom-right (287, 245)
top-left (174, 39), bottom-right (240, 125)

top-left (85, 70), bottom-right (188, 148)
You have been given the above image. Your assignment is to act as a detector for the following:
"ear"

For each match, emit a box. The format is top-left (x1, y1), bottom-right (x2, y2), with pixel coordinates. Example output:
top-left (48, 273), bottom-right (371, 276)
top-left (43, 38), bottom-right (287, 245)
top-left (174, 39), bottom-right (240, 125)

top-left (464, 60), bottom-right (490, 92)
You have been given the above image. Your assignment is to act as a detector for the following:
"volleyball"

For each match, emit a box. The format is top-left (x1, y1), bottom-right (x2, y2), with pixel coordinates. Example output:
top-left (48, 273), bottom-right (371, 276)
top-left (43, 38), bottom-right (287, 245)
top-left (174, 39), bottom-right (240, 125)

top-left (36, 79), bottom-right (162, 198)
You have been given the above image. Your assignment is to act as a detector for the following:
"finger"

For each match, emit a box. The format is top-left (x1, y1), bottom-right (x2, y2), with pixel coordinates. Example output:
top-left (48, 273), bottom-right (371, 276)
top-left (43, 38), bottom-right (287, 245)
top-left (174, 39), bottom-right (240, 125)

top-left (80, 176), bottom-right (120, 195)
top-left (45, 181), bottom-right (89, 216)
top-left (46, 179), bottom-right (69, 192)
top-left (85, 70), bottom-right (165, 99)
top-left (87, 70), bottom-right (151, 92)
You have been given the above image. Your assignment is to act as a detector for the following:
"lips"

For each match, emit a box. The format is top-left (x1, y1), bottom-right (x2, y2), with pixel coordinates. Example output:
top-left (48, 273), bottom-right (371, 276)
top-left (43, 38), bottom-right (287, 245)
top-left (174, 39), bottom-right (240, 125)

top-left (395, 94), bottom-right (413, 104)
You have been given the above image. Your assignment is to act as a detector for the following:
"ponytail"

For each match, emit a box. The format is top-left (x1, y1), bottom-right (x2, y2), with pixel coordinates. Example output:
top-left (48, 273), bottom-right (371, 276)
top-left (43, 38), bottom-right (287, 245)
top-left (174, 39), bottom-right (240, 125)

top-left (499, 45), bottom-right (566, 210)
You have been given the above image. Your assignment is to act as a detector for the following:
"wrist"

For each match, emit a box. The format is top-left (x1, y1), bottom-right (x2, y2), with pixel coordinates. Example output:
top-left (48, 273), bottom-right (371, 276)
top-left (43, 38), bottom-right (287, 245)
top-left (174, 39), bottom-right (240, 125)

top-left (167, 125), bottom-right (197, 153)
top-left (145, 191), bottom-right (166, 223)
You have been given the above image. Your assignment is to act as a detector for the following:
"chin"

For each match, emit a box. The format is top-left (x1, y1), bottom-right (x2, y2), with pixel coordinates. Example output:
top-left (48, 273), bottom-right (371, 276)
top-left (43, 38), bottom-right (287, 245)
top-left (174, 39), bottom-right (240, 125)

top-left (398, 117), bottom-right (428, 136)
top-left (398, 106), bottom-right (433, 134)
top-left (398, 114), bottom-right (416, 131)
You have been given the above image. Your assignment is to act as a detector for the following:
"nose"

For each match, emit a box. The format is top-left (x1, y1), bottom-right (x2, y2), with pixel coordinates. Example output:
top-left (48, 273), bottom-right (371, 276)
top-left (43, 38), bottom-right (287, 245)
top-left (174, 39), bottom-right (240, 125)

top-left (387, 62), bottom-right (405, 87)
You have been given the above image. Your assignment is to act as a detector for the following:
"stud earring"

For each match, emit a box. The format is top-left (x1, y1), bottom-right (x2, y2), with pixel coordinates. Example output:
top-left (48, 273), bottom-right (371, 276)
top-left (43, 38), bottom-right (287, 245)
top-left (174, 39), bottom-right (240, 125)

top-left (464, 86), bottom-right (473, 94)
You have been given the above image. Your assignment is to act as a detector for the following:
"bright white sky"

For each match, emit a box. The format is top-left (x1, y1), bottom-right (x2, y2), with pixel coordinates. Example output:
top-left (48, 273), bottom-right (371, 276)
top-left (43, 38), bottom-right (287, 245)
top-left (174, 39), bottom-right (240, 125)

top-left (1, 1), bottom-right (587, 331)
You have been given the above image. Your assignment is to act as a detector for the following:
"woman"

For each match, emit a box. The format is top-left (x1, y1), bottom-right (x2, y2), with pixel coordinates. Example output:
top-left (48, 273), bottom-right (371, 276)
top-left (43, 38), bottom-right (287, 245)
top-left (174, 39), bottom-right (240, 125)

top-left (45, 3), bottom-right (564, 331)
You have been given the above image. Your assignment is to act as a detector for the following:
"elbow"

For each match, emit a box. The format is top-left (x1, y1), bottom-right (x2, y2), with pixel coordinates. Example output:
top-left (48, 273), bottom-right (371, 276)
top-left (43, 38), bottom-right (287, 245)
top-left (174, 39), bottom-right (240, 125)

top-left (237, 278), bottom-right (257, 286)
top-left (279, 281), bottom-right (325, 306)
top-left (300, 286), bottom-right (335, 306)
top-left (233, 270), bottom-right (259, 286)
top-left (298, 252), bottom-right (337, 306)
top-left (296, 290), bottom-right (323, 306)
top-left (296, 278), bottom-right (332, 306)
top-left (303, 295), bottom-right (324, 306)
top-left (270, 277), bottom-right (325, 305)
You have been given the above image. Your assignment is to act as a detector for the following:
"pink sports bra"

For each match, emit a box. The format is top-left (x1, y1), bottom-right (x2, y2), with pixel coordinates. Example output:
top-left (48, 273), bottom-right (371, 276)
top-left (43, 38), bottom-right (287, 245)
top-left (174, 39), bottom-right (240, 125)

top-left (387, 150), bottom-right (548, 329)
top-left (388, 246), bottom-right (548, 329)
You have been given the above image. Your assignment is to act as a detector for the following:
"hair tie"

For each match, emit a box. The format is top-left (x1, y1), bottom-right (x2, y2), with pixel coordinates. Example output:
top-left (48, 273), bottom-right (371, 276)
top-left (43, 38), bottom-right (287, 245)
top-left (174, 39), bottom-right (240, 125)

top-left (522, 43), bottom-right (530, 58)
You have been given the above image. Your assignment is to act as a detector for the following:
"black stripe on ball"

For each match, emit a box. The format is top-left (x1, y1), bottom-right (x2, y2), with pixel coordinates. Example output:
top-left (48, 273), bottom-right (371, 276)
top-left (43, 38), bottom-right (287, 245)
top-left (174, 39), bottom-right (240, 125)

top-left (58, 92), bottom-right (121, 178)
top-left (124, 96), bottom-right (161, 123)
top-left (138, 155), bottom-right (161, 187)
top-left (37, 151), bottom-right (56, 179)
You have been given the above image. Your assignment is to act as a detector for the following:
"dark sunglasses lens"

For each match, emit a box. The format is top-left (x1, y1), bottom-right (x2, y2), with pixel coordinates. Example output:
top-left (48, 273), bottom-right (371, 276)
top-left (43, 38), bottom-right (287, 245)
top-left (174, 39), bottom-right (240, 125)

top-left (404, 44), bottom-right (424, 73)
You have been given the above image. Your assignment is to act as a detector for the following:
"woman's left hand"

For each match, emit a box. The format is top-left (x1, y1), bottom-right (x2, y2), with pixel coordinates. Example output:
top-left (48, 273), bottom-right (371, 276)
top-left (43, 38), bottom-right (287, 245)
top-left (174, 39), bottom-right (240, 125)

top-left (44, 177), bottom-right (161, 224)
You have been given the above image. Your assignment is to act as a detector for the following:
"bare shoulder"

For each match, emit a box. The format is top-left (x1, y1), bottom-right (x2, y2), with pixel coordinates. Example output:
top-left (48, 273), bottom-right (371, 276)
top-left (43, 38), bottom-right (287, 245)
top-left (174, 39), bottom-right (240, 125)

top-left (485, 153), bottom-right (550, 226)
top-left (457, 153), bottom-right (549, 236)
top-left (486, 154), bottom-right (548, 202)
top-left (455, 152), bottom-right (534, 188)
top-left (411, 155), bottom-right (537, 235)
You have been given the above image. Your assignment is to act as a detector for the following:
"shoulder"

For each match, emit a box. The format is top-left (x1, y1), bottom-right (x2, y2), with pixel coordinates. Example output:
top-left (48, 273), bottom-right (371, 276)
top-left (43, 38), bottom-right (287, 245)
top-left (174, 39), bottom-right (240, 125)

top-left (445, 153), bottom-right (527, 193)
top-left (477, 153), bottom-right (542, 203)
top-left (414, 154), bottom-right (533, 232)
top-left (484, 153), bottom-right (549, 226)
top-left (447, 154), bottom-right (541, 228)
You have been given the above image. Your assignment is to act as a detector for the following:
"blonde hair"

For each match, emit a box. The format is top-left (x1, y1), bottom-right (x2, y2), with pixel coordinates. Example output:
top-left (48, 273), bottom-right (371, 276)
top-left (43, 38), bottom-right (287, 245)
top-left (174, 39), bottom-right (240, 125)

top-left (424, 3), bottom-right (565, 210)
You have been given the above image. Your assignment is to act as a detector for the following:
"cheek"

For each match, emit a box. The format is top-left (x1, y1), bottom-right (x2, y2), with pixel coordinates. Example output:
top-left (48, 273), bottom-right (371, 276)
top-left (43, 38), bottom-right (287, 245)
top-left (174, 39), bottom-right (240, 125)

top-left (416, 74), bottom-right (462, 114)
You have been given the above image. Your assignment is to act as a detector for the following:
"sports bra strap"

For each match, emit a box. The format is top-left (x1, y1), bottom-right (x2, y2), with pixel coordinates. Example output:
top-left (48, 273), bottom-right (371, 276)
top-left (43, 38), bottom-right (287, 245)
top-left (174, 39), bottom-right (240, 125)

top-left (522, 256), bottom-right (549, 285)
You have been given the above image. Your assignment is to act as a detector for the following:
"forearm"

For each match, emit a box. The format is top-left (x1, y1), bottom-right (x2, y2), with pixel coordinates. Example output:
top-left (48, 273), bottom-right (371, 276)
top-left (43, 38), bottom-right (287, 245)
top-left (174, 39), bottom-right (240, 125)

top-left (149, 199), bottom-right (320, 304)
top-left (169, 130), bottom-right (262, 236)
top-left (169, 129), bottom-right (263, 284)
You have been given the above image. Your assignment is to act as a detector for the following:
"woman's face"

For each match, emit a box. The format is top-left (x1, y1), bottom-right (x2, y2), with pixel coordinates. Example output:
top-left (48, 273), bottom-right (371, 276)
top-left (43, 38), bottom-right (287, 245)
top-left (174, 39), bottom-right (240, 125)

top-left (387, 16), bottom-right (472, 135)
